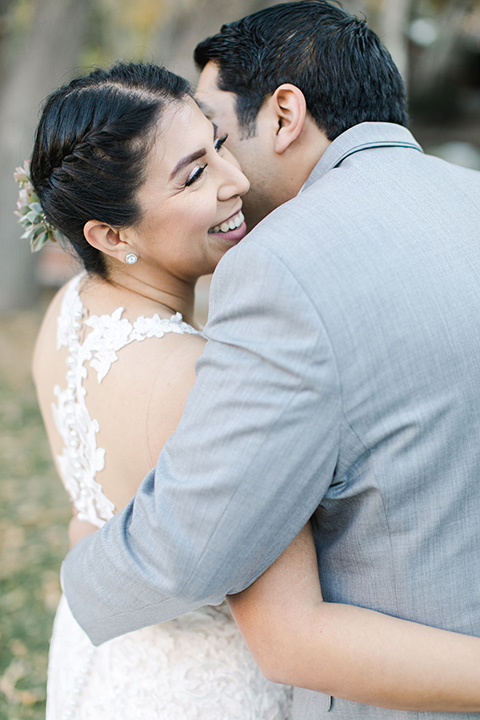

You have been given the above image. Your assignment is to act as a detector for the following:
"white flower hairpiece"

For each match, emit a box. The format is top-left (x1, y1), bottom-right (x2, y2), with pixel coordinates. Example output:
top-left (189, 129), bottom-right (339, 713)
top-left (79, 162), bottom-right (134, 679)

top-left (14, 160), bottom-right (67, 253)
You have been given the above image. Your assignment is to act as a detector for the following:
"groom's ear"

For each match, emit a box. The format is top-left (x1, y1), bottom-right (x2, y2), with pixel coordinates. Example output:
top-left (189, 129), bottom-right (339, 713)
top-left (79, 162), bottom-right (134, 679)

top-left (271, 84), bottom-right (307, 154)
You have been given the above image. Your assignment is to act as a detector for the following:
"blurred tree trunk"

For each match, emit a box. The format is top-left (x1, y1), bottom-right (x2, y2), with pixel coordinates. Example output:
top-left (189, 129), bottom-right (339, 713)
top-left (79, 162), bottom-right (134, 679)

top-left (0, 0), bottom-right (92, 313)
top-left (415, 0), bottom-right (475, 89)
top-left (151, 0), bottom-right (288, 83)
top-left (0, 0), bottom-right (15, 82)
top-left (379, 0), bottom-right (413, 82)
top-left (343, 0), bottom-right (368, 16)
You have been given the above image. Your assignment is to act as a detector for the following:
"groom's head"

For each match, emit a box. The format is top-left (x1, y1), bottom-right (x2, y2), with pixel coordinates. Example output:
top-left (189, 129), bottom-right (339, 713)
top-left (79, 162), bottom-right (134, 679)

top-left (195, 0), bottom-right (408, 228)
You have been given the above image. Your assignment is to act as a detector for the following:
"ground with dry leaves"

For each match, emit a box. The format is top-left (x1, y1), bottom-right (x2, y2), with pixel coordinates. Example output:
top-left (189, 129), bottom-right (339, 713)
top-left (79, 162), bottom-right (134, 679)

top-left (0, 304), bottom-right (70, 720)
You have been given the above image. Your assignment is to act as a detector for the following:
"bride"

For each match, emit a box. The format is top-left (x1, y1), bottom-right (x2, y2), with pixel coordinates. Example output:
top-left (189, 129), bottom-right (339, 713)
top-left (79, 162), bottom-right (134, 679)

top-left (22, 61), bottom-right (480, 719)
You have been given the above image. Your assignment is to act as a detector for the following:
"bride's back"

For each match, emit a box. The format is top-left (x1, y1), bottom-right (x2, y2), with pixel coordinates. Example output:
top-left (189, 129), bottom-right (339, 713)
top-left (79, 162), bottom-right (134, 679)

top-left (33, 273), bottom-right (205, 521)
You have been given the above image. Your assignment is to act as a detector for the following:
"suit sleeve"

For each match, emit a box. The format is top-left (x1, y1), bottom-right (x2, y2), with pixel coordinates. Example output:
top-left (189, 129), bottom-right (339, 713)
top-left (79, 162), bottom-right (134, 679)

top-left (62, 239), bottom-right (341, 645)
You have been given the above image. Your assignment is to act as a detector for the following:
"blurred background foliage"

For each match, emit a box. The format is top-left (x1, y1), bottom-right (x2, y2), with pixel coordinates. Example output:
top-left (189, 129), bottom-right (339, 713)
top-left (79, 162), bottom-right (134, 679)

top-left (1, 1), bottom-right (480, 718)
top-left (2, 0), bottom-right (480, 312)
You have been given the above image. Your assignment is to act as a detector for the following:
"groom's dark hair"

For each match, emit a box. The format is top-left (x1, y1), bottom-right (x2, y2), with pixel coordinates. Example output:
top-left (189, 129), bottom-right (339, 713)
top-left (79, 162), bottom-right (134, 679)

top-left (194, 0), bottom-right (408, 140)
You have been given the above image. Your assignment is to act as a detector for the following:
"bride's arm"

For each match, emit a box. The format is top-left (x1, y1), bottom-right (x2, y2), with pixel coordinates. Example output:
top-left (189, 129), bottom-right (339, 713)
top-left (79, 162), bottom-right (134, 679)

top-left (227, 524), bottom-right (480, 712)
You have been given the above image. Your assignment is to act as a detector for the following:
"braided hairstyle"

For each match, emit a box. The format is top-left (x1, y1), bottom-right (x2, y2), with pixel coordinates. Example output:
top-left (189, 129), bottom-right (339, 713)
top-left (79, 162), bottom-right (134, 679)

top-left (30, 62), bottom-right (191, 277)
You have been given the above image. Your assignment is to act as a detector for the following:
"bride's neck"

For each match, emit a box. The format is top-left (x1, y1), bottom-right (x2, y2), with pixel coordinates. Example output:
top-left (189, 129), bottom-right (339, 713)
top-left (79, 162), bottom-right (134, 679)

top-left (106, 265), bottom-right (197, 326)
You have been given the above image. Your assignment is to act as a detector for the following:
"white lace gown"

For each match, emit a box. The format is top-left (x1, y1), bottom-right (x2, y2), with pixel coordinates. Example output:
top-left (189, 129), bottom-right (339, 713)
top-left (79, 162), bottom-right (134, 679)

top-left (46, 274), bottom-right (292, 720)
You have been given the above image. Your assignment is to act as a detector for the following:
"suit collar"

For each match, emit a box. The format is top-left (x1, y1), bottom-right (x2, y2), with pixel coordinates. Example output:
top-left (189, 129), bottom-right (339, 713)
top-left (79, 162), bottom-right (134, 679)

top-left (304, 122), bottom-right (423, 190)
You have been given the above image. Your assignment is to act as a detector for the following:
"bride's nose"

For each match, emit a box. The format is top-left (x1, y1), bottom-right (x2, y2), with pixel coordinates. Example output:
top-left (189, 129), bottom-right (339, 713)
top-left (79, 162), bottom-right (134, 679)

top-left (217, 157), bottom-right (250, 200)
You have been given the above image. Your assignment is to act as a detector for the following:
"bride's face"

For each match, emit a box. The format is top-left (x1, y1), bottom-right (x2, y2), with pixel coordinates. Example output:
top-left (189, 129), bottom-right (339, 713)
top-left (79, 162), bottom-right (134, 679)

top-left (128, 97), bottom-right (250, 281)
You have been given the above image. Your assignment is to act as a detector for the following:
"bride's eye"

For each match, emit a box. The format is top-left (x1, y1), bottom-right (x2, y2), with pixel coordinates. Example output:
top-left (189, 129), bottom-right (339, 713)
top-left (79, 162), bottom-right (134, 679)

top-left (214, 134), bottom-right (228, 152)
top-left (185, 164), bottom-right (207, 187)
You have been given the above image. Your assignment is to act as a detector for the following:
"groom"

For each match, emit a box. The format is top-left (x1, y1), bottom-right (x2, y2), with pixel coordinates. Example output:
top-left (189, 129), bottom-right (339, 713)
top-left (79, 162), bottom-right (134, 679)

top-left (64, 1), bottom-right (480, 717)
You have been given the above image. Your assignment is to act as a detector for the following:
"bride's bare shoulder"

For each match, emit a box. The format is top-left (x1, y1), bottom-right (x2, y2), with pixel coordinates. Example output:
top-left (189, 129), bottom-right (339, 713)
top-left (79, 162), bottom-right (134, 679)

top-left (84, 312), bottom-right (207, 505)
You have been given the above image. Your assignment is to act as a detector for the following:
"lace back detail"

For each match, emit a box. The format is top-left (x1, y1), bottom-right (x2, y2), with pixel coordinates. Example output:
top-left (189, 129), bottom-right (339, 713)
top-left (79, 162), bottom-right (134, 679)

top-left (53, 274), bottom-right (200, 528)
top-left (47, 274), bottom-right (293, 720)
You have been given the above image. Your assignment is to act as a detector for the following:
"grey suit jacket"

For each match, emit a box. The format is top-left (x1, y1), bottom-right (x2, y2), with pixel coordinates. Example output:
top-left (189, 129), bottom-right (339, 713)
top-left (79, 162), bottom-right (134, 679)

top-left (63, 122), bottom-right (480, 718)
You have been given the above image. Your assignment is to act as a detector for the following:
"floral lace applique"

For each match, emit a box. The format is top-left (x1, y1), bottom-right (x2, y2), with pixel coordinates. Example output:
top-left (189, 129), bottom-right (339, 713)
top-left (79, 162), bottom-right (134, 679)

top-left (47, 274), bottom-right (293, 720)
top-left (53, 273), bottom-right (200, 527)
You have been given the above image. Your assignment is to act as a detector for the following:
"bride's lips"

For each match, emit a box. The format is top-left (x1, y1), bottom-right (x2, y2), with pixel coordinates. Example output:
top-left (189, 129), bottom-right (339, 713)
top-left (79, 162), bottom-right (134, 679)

top-left (208, 209), bottom-right (247, 244)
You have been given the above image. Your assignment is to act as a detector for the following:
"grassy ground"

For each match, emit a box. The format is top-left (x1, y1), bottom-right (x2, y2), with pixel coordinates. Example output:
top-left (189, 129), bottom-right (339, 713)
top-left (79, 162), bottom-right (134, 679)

top-left (0, 305), bottom-right (70, 720)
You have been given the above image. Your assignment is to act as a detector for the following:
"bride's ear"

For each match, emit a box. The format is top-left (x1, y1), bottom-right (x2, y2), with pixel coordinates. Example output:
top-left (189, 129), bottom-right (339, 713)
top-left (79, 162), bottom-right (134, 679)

top-left (83, 220), bottom-right (134, 264)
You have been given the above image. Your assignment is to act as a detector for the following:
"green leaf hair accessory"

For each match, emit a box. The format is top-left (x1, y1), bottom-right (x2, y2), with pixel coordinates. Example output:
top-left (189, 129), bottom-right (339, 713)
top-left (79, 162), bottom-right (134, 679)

top-left (14, 160), bottom-right (67, 253)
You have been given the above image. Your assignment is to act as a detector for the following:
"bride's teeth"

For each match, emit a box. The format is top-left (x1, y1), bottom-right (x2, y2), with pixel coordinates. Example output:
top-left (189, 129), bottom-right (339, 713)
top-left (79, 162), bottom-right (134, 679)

top-left (211, 211), bottom-right (245, 234)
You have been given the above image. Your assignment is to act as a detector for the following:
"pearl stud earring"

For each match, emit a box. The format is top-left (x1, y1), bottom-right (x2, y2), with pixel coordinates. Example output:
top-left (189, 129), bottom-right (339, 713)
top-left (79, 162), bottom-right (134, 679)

top-left (126, 253), bottom-right (138, 265)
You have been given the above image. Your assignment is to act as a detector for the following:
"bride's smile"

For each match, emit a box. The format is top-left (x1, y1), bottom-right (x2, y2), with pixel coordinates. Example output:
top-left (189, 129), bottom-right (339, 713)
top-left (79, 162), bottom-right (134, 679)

top-left (123, 98), bottom-right (250, 285)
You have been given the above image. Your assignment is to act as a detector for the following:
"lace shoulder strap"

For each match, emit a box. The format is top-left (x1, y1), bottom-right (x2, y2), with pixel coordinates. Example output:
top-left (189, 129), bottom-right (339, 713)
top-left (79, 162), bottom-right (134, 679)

top-left (53, 273), bottom-right (201, 527)
top-left (84, 307), bottom-right (200, 383)
top-left (58, 273), bottom-right (201, 383)
top-left (56, 273), bottom-right (84, 350)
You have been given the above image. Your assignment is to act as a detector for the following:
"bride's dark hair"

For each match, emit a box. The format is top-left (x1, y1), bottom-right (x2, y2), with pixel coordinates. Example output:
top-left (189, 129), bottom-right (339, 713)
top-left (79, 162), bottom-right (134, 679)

top-left (30, 62), bottom-right (191, 278)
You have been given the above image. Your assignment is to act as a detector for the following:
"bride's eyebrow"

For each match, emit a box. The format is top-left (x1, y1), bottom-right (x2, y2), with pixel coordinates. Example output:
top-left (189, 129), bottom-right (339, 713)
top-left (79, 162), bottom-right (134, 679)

top-left (170, 148), bottom-right (206, 180)
top-left (170, 124), bottom-right (218, 181)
